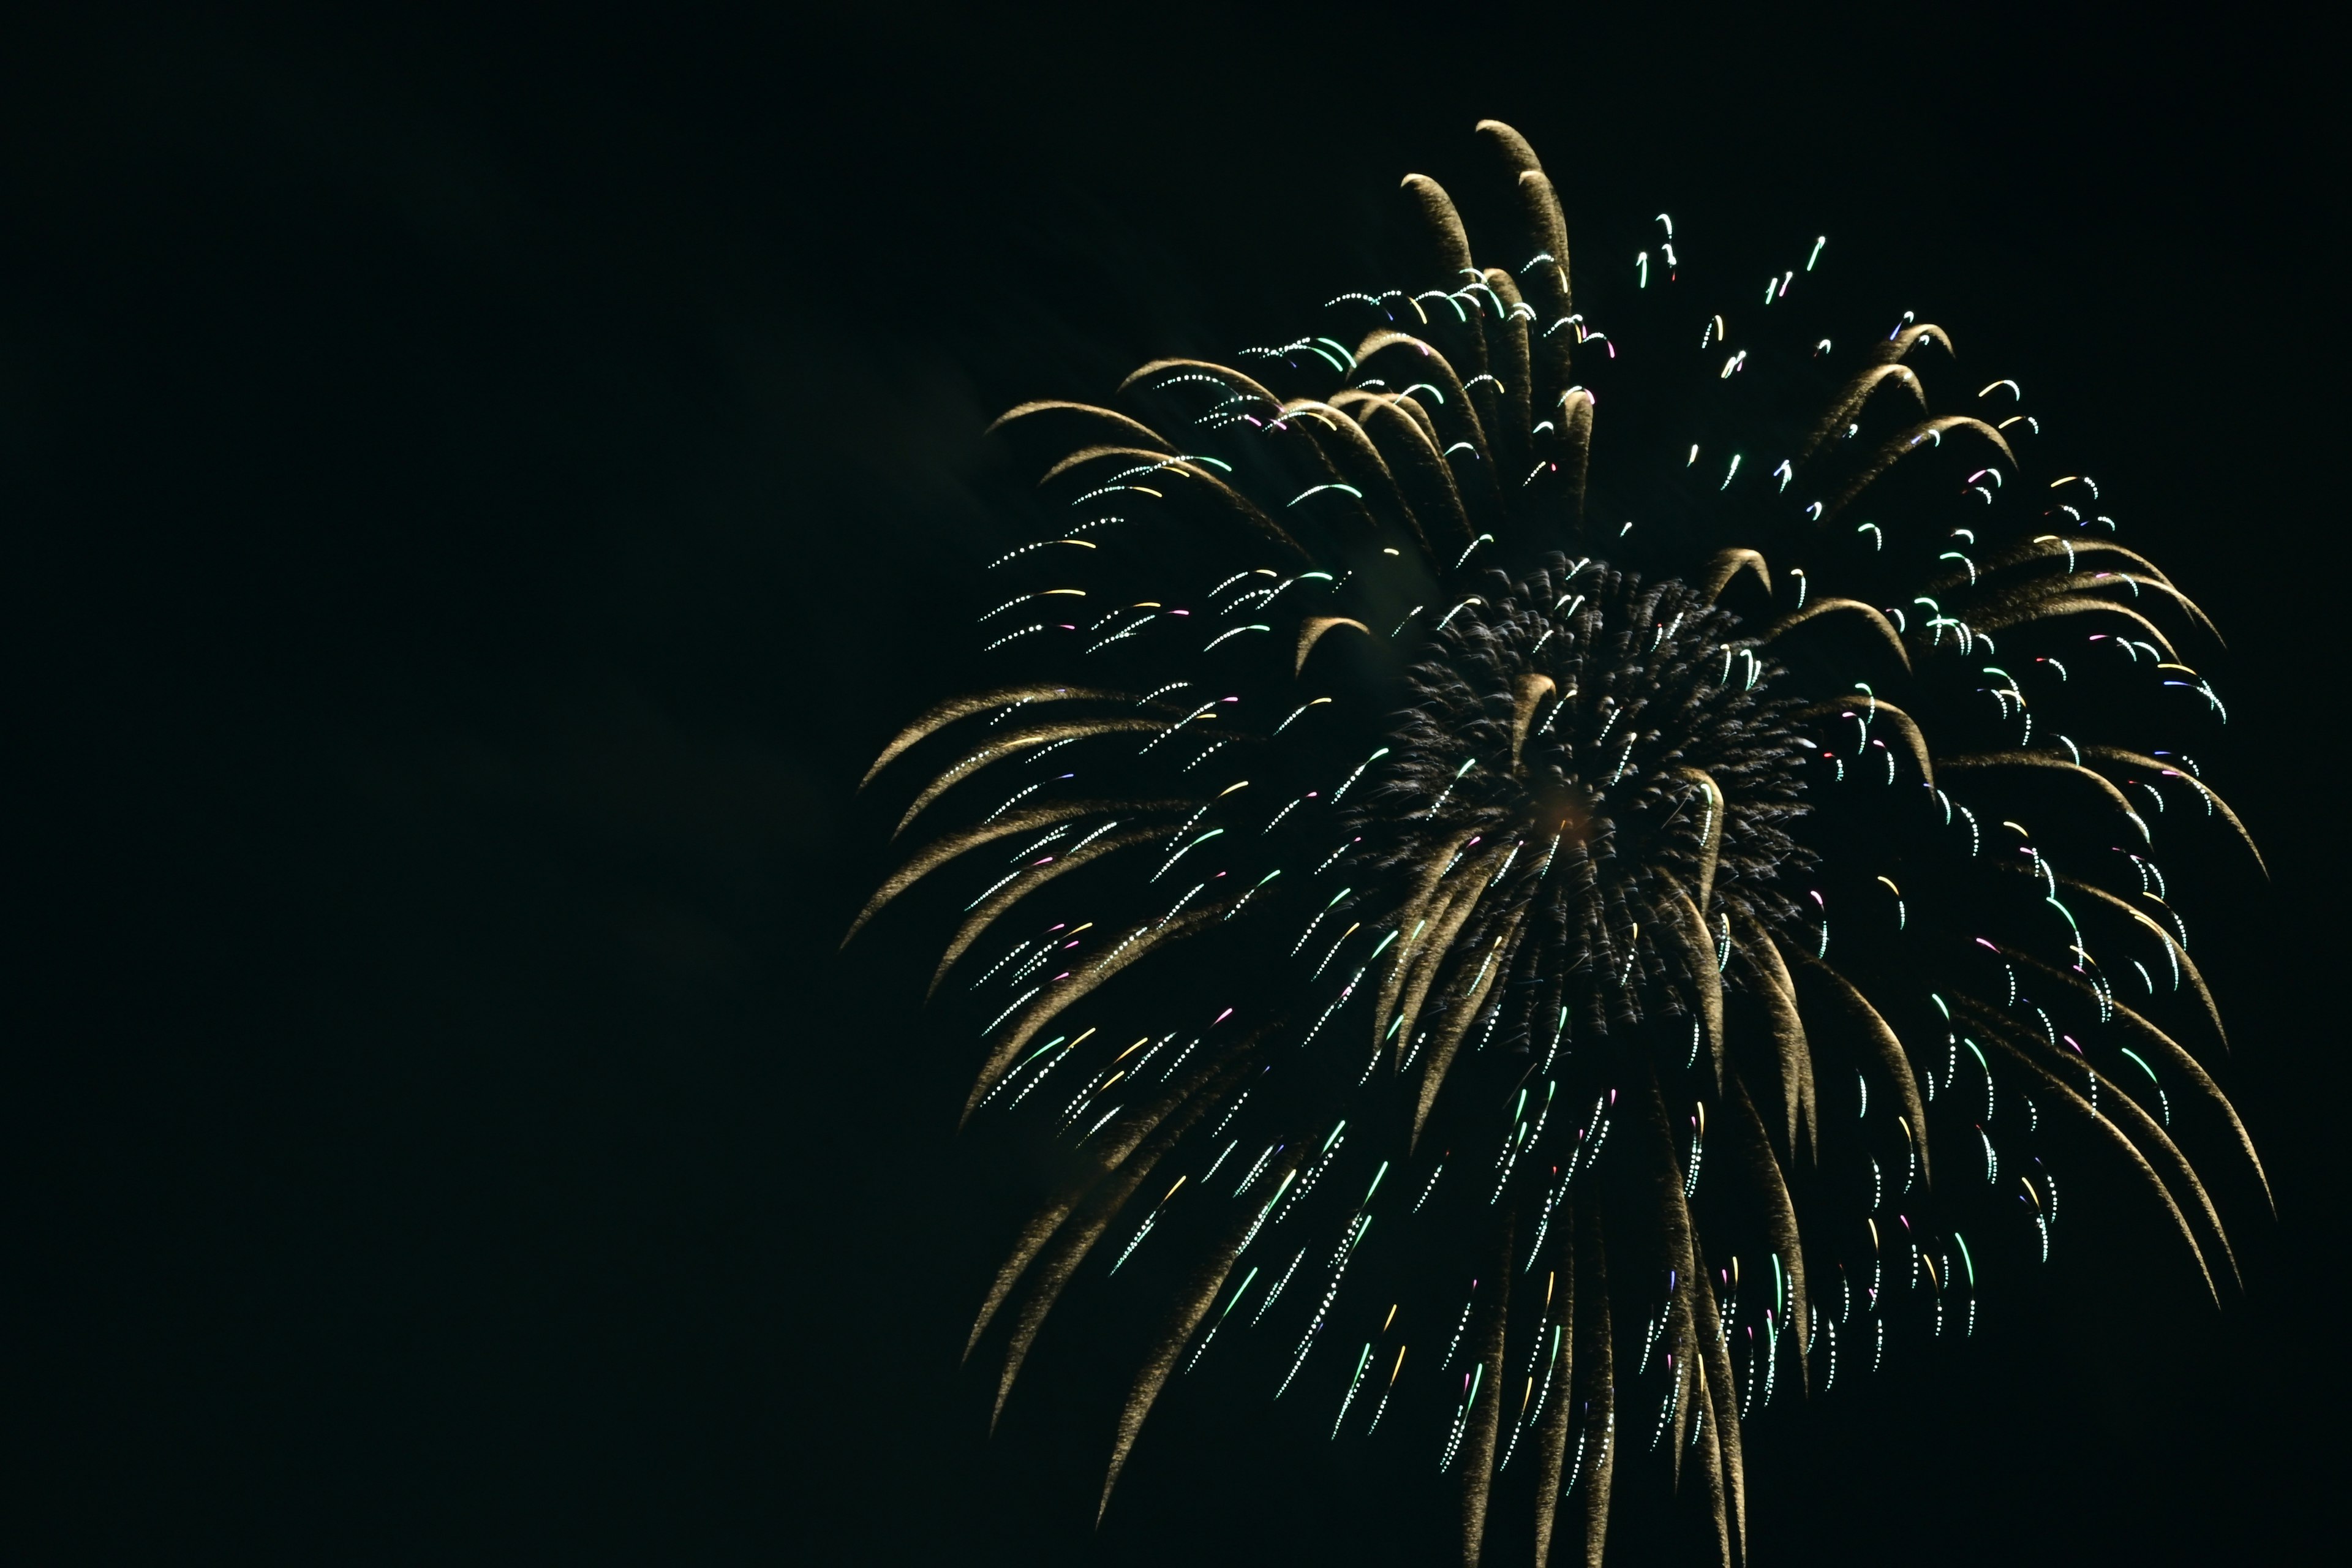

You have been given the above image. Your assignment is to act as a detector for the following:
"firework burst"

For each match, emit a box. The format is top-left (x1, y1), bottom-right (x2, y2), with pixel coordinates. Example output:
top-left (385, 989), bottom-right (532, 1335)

top-left (846, 121), bottom-right (2266, 1564)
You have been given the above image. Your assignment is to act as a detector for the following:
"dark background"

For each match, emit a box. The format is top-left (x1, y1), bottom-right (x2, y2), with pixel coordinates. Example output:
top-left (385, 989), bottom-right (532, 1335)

top-left (7, 5), bottom-right (2344, 1562)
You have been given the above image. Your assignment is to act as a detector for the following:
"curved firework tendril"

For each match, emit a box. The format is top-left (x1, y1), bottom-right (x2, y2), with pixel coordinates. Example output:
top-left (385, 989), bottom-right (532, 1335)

top-left (847, 122), bottom-right (2266, 1564)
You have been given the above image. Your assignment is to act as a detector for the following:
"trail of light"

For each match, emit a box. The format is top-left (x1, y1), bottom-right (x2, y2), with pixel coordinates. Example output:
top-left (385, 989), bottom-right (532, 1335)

top-left (1252, 1245), bottom-right (1310, 1325)
top-left (1333, 1341), bottom-right (1375, 1436)
top-left (1279, 1217), bottom-right (1370, 1397)
top-left (1185, 1264), bottom-right (1262, 1373)
top-left (1366, 1346), bottom-right (1408, 1435)
top-left (1440, 1361), bottom-right (1484, 1472)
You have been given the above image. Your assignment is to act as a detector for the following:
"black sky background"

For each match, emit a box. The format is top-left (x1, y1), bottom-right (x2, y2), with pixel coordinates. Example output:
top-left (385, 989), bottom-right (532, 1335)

top-left (6, 6), bottom-right (2346, 1562)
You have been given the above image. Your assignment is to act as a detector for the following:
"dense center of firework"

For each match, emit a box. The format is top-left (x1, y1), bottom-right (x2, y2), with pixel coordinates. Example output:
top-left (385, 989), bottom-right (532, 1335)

top-left (1355, 558), bottom-right (1812, 1018)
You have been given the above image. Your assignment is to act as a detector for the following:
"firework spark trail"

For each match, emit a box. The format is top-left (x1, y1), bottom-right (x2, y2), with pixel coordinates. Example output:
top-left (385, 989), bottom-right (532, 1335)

top-left (850, 121), bottom-right (2264, 1566)
top-left (1529, 1239), bottom-right (1577, 1568)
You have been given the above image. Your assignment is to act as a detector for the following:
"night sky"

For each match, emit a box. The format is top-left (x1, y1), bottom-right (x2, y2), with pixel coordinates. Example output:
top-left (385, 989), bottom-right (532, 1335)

top-left (9, 7), bottom-right (2346, 1562)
